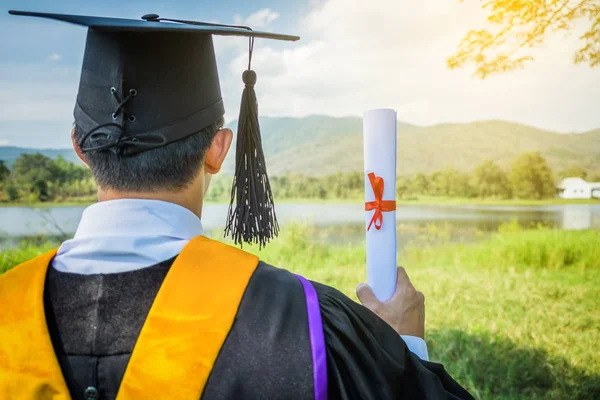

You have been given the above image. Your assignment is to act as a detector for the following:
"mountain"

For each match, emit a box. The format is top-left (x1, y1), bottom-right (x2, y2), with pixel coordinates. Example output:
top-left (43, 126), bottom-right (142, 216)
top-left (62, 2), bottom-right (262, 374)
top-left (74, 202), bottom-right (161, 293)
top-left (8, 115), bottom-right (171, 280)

top-left (223, 116), bottom-right (600, 176)
top-left (0, 146), bottom-right (80, 168)
top-left (224, 115), bottom-right (416, 157)
top-left (2, 116), bottom-right (598, 175)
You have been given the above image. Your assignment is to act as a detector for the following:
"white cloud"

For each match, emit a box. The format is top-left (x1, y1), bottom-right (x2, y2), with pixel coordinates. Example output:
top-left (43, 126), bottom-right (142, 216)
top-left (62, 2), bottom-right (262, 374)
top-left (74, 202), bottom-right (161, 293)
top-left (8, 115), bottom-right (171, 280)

top-left (234, 8), bottom-right (280, 29)
top-left (47, 53), bottom-right (61, 61)
top-left (0, 139), bottom-right (9, 146)
top-left (214, 8), bottom-right (282, 59)
top-left (221, 0), bottom-right (600, 132)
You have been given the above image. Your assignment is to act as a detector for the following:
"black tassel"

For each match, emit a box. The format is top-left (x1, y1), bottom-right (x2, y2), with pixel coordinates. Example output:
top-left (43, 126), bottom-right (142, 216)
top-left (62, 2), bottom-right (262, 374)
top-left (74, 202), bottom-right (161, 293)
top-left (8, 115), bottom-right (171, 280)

top-left (225, 68), bottom-right (279, 248)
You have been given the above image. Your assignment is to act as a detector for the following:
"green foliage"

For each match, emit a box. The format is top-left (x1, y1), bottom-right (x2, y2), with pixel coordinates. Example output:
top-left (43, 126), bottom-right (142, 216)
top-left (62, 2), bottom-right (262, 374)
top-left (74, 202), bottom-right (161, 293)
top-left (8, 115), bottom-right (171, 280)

top-left (0, 160), bottom-right (9, 184)
top-left (509, 152), bottom-right (555, 199)
top-left (473, 160), bottom-right (511, 198)
top-left (409, 173), bottom-right (429, 195)
top-left (395, 175), bottom-right (410, 198)
top-left (12, 153), bottom-right (61, 184)
top-left (427, 167), bottom-right (475, 198)
top-left (449, 0), bottom-right (600, 77)
top-left (395, 154), bottom-right (579, 201)
top-left (558, 164), bottom-right (589, 180)
top-left (0, 153), bottom-right (95, 203)
top-left (496, 218), bottom-right (522, 234)
top-left (32, 180), bottom-right (49, 202)
top-left (2, 147), bottom-right (595, 205)
top-left (5, 184), bottom-right (20, 201)
top-left (207, 172), bottom-right (365, 202)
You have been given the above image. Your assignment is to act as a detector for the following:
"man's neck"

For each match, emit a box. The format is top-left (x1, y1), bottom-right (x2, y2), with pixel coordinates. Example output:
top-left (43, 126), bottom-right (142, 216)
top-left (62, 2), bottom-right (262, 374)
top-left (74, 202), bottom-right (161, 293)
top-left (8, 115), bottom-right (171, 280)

top-left (97, 189), bottom-right (203, 219)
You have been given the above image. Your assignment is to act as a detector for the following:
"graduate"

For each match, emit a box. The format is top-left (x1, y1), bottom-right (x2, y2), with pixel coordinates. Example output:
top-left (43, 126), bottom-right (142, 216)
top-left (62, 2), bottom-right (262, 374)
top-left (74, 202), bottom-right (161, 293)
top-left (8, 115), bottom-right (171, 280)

top-left (0, 10), bottom-right (475, 400)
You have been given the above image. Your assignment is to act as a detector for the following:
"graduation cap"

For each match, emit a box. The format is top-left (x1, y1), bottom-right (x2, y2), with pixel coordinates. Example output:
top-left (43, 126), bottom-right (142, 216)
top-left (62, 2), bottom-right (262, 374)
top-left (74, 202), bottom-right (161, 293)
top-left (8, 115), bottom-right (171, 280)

top-left (9, 10), bottom-right (300, 248)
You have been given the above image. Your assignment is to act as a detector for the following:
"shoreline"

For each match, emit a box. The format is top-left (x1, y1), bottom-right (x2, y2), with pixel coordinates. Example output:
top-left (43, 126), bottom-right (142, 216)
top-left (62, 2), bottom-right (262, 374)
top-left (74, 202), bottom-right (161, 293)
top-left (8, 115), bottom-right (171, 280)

top-left (0, 197), bottom-right (598, 208)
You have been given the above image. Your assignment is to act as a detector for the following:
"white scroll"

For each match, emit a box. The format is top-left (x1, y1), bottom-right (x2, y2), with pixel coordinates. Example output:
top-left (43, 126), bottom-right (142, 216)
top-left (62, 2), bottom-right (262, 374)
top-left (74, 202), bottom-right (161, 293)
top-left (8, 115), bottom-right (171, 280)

top-left (363, 109), bottom-right (397, 302)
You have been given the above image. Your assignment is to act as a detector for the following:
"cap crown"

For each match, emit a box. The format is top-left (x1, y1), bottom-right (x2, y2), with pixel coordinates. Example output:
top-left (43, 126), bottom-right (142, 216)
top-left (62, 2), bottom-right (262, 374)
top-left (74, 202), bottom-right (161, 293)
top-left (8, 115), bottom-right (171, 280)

top-left (75, 29), bottom-right (224, 153)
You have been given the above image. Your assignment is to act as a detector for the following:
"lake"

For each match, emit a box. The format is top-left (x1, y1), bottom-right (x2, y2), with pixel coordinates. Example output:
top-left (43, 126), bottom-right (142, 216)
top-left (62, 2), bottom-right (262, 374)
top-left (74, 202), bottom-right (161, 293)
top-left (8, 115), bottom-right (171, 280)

top-left (1, 203), bottom-right (599, 249)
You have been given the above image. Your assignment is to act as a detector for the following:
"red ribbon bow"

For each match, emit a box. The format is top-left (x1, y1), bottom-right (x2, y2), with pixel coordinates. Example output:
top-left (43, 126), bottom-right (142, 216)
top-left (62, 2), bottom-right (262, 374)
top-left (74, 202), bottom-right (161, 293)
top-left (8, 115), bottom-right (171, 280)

top-left (365, 172), bottom-right (396, 231)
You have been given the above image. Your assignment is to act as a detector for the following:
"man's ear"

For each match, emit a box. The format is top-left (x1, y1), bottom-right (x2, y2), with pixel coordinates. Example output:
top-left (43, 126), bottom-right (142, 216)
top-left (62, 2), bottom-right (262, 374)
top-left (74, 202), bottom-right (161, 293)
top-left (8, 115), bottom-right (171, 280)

top-left (204, 128), bottom-right (233, 174)
top-left (71, 127), bottom-right (89, 167)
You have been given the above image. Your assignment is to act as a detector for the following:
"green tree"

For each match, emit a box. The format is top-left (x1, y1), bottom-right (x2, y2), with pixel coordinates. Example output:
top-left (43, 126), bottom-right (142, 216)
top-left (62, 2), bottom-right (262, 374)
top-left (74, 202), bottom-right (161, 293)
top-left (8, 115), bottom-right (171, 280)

top-left (396, 176), bottom-right (410, 198)
top-left (474, 160), bottom-right (511, 198)
top-left (53, 155), bottom-right (92, 184)
top-left (446, 168), bottom-right (475, 198)
top-left (6, 184), bottom-right (20, 201)
top-left (428, 171), bottom-right (446, 196)
top-left (558, 165), bottom-right (588, 180)
top-left (426, 168), bottom-right (474, 197)
top-left (31, 179), bottom-right (50, 202)
top-left (509, 152), bottom-right (556, 199)
top-left (12, 153), bottom-right (61, 186)
top-left (449, 0), bottom-right (600, 78)
top-left (8, 153), bottom-right (99, 202)
top-left (0, 160), bottom-right (9, 185)
top-left (409, 173), bottom-right (429, 195)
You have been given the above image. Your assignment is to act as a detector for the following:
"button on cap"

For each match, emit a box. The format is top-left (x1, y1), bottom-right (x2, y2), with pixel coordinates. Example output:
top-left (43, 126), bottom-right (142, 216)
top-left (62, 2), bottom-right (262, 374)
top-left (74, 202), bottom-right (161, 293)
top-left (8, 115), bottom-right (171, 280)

top-left (141, 14), bottom-right (159, 21)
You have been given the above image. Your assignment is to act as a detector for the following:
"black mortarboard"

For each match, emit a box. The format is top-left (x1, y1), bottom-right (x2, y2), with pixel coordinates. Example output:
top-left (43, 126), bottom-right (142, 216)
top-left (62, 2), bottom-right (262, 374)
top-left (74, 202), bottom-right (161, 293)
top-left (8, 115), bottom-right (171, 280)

top-left (9, 10), bottom-right (300, 248)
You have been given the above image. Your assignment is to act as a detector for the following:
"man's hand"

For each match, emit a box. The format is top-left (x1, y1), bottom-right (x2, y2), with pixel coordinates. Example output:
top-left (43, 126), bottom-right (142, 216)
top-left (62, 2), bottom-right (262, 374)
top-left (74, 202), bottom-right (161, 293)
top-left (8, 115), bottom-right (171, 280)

top-left (356, 267), bottom-right (425, 338)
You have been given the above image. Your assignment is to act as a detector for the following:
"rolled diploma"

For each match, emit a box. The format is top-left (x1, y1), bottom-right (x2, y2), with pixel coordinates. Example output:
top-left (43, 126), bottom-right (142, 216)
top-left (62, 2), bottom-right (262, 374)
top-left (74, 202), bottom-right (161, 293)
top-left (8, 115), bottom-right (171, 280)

top-left (363, 109), bottom-right (397, 302)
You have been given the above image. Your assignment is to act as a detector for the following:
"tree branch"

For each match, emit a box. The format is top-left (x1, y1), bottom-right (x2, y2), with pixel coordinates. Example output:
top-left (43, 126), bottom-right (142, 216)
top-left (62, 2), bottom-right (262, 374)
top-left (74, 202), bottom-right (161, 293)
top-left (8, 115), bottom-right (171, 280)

top-left (448, 0), bottom-right (600, 77)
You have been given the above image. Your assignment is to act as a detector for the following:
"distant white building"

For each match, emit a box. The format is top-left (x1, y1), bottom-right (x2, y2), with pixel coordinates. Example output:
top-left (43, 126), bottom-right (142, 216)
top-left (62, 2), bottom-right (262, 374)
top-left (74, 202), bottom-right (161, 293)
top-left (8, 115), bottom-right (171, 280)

top-left (557, 177), bottom-right (600, 199)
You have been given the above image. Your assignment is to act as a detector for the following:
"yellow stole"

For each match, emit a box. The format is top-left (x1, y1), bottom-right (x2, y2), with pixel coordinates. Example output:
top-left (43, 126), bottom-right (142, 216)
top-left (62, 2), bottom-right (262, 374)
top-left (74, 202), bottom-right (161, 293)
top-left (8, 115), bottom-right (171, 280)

top-left (0, 236), bottom-right (259, 400)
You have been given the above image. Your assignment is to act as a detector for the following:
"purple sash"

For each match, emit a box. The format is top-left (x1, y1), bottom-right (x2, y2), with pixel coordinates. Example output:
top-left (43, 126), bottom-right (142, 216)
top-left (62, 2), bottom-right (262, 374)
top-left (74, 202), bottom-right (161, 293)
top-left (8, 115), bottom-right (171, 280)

top-left (295, 275), bottom-right (328, 400)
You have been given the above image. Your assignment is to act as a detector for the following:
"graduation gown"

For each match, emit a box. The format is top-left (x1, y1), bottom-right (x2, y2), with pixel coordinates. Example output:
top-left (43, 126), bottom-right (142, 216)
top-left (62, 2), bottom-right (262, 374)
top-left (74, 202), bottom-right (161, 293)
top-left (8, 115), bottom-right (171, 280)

top-left (0, 236), bottom-right (473, 400)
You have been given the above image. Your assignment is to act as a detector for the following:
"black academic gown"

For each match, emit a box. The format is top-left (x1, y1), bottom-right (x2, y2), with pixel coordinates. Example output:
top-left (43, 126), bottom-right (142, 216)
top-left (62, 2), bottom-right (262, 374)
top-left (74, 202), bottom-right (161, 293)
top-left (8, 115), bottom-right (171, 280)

top-left (44, 259), bottom-right (474, 400)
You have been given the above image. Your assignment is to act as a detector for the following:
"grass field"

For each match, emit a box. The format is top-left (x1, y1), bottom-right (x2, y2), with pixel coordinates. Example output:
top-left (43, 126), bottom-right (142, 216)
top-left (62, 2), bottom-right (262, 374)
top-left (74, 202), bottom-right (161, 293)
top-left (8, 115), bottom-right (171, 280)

top-left (248, 225), bottom-right (600, 399)
top-left (1, 224), bottom-right (599, 399)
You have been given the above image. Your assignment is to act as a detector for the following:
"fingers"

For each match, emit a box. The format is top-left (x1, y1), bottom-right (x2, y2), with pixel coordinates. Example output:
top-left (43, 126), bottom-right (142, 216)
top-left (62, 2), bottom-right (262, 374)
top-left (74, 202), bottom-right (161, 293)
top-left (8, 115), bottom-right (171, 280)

top-left (395, 267), bottom-right (424, 304)
top-left (396, 266), bottom-right (413, 291)
top-left (356, 283), bottom-right (381, 312)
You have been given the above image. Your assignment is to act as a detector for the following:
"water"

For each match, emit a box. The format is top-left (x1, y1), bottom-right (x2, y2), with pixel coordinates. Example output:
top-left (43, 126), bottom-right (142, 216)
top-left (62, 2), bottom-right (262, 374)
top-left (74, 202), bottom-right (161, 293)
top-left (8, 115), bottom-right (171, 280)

top-left (1, 203), bottom-right (599, 248)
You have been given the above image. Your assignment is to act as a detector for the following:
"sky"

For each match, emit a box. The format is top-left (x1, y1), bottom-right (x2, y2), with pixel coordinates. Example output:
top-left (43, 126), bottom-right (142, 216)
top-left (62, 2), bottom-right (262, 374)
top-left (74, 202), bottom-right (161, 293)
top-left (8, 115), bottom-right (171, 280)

top-left (1, 0), bottom-right (599, 148)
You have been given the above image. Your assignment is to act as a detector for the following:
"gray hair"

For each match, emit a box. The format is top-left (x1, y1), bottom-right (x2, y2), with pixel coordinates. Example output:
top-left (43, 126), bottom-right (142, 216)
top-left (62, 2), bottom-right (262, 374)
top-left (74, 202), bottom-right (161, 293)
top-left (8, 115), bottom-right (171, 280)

top-left (73, 117), bottom-right (224, 192)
